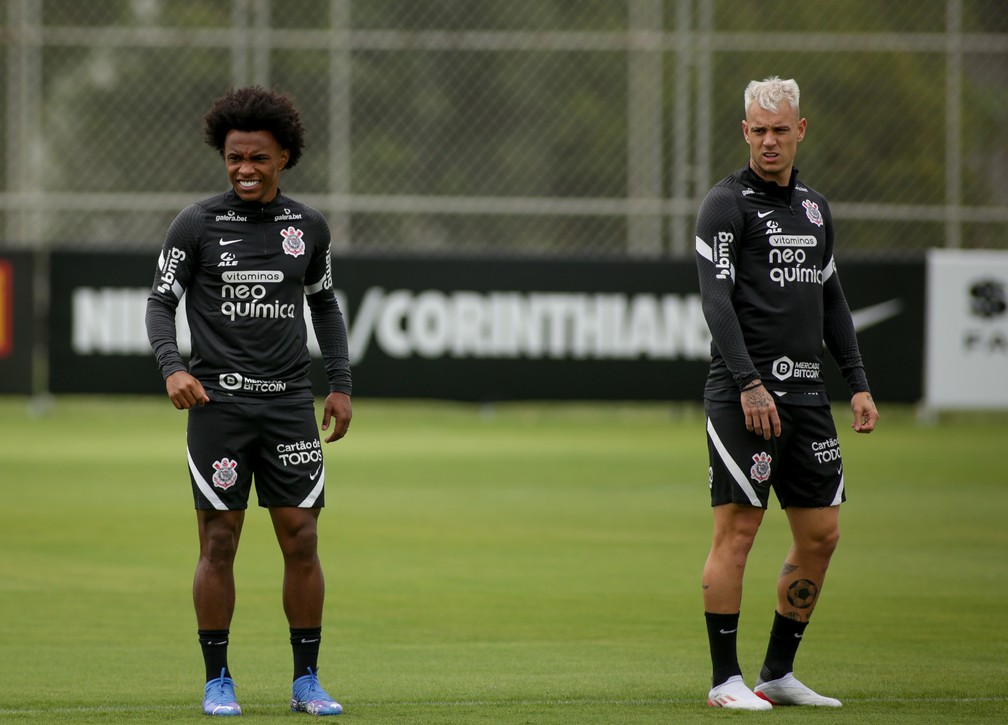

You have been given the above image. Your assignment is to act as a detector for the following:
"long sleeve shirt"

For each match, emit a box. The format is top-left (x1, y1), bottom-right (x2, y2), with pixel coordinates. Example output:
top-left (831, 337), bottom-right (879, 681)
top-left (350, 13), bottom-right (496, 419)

top-left (694, 166), bottom-right (868, 405)
top-left (145, 189), bottom-right (351, 403)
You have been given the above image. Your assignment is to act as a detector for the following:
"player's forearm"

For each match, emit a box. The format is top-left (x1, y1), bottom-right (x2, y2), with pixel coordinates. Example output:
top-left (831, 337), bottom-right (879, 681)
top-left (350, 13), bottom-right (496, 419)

top-left (700, 290), bottom-right (759, 388)
top-left (310, 303), bottom-right (352, 395)
top-left (145, 297), bottom-right (186, 378)
top-left (823, 279), bottom-right (870, 394)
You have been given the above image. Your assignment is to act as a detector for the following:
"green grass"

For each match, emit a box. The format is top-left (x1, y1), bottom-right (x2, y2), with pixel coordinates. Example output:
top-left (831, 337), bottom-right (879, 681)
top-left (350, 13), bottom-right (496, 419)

top-left (0, 396), bottom-right (1006, 723)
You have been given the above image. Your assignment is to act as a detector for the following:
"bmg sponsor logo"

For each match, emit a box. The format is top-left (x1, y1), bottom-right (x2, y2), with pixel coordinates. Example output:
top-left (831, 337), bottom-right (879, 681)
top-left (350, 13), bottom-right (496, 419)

top-left (713, 231), bottom-right (733, 280)
top-left (156, 247), bottom-right (186, 294)
top-left (321, 252), bottom-right (333, 291)
top-left (771, 355), bottom-right (820, 381)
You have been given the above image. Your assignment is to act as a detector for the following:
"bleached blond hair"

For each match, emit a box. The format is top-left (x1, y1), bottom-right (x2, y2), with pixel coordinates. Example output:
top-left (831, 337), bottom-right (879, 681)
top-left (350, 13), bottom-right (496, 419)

top-left (744, 76), bottom-right (800, 116)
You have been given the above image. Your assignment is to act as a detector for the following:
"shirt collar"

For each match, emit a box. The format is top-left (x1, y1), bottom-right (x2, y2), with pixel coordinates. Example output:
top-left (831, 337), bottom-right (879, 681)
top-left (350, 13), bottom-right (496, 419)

top-left (741, 165), bottom-right (799, 202)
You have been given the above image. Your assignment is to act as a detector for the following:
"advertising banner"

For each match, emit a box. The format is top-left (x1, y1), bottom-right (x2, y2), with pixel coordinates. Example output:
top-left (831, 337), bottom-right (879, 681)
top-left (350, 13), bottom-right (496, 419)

top-left (48, 252), bottom-right (924, 402)
top-left (0, 252), bottom-right (35, 394)
top-left (925, 249), bottom-right (1008, 409)
top-left (822, 260), bottom-right (924, 405)
top-left (49, 252), bottom-right (169, 395)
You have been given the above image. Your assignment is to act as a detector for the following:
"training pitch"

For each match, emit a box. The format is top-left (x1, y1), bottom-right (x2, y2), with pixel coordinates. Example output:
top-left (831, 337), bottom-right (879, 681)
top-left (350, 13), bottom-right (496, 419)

top-left (0, 396), bottom-right (1006, 723)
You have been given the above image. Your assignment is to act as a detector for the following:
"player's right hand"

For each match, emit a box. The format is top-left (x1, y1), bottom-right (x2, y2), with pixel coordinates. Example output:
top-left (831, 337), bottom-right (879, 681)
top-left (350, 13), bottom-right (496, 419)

top-left (741, 383), bottom-right (781, 440)
top-left (165, 370), bottom-right (209, 410)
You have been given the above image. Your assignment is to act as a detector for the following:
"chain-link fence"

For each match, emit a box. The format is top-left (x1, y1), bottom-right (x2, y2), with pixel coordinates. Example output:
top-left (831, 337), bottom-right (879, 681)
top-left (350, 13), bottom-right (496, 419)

top-left (1, 0), bottom-right (1006, 258)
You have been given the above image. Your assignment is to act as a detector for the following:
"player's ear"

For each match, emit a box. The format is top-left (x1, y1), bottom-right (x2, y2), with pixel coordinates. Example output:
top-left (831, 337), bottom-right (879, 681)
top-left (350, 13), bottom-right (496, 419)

top-left (797, 118), bottom-right (807, 142)
top-left (279, 150), bottom-right (290, 170)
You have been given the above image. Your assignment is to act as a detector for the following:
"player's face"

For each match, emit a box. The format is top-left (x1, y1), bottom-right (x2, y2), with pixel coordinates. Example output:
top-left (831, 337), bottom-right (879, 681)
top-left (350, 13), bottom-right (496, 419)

top-left (224, 129), bottom-right (290, 204)
top-left (742, 102), bottom-right (806, 186)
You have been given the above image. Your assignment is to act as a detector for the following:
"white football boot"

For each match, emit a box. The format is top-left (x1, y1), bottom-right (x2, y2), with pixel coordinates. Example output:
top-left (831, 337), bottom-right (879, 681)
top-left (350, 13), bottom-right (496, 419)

top-left (708, 675), bottom-right (773, 710)
top-left (754, 672), bottom-right (842, 707)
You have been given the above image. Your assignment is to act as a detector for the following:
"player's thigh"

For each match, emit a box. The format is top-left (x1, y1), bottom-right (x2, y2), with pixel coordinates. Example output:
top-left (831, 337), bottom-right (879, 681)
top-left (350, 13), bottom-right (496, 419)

top-left (187, 402), bottom-right (255, 510)
top-left (774, 405), bottom-right (845, 508)
top-left (254, 401), bottom-right (326, 509)
top-left (704, 399), bottom-right (780, 509)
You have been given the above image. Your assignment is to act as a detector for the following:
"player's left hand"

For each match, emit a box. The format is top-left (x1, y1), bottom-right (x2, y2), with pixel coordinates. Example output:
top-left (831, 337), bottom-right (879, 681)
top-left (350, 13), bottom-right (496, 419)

top-left (850, 391), bottom-right (878, 433)
top-left (321, 391), bottom-right (352, 443)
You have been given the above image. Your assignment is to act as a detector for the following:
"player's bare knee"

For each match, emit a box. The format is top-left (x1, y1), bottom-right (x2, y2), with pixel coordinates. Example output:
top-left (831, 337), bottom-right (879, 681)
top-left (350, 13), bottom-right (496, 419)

top-left (200, 530), bottom-right (239, 566)
top-left (278, 523), bottom-right (319, 563)
top-left (796, 527), bottom-right (839, 563)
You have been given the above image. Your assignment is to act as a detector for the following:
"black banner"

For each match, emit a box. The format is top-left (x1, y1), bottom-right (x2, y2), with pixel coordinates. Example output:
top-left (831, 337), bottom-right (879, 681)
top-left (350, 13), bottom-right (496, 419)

top-left (49, 251), bottom-right (166, 395)
top-left (47, 252), bottom-right (924, 402)
top-left (329, 256), bottom-right (711, 401)
top-left (822, 260), bottom-right (925, 404)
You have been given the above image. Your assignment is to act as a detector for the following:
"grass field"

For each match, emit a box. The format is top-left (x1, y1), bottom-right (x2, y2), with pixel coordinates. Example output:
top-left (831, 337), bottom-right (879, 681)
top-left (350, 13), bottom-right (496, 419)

top-left (0, 396), bottom-right (1006, 723)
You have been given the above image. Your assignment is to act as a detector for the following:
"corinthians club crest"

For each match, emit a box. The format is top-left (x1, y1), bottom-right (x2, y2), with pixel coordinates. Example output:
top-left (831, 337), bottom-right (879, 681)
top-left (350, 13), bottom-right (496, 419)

top-left (802, 199), bottom-right (824, 227)
top-left (281, 226), bottom-right (305, 257)
top-left (750, 452), bottom-right (772, 483)
top-left (212, 457), bottom-right (239, 490)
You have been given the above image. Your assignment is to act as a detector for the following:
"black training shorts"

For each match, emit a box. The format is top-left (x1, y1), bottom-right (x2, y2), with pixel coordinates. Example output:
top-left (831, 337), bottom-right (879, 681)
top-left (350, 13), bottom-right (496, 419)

top-left (704, 398), bottom-right (846, 509)
top-left (186, 400), bottom-right (326, 510)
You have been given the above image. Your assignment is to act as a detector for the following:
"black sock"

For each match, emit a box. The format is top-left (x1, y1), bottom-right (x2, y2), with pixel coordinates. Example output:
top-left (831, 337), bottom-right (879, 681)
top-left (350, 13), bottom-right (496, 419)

top-left (291, 627), bottom-right (322, 681)
top-left (198, 629), bottom-right (231, 683)
top-left (705, 612), bottom-right (743, 687)
top-left (759, 611), bottom-right (808, 682)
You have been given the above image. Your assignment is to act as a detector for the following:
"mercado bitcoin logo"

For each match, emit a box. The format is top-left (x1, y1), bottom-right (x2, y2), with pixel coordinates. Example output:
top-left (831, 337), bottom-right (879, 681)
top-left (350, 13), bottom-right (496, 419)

top-left (0, 259), bottom-right (12, 357)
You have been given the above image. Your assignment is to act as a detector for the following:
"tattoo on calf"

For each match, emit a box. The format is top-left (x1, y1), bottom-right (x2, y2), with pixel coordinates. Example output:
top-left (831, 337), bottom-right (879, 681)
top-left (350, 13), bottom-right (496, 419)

top-left (779, 562), bottom-right (798, 577)
top-left (786, 578), bottom-right (819, 609)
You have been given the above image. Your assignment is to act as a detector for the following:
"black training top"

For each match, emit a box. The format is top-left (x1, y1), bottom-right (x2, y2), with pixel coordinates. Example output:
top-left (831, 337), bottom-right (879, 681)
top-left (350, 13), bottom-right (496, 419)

top-left (694, 166), bottom-right (869, 405)
top-left (145, 189), bottom-right (351, 403)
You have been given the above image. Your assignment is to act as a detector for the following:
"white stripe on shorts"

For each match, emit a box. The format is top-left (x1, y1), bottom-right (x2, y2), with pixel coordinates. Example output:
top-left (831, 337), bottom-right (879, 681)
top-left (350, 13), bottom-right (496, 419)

top-left (188, 447), bottom-right (228, 511)
top-left (706, 416), bottom-right (762, 507)
top-left (298, 464), bottom-right (326, 508)
top-left (830, 466), bottom-right (845, 506)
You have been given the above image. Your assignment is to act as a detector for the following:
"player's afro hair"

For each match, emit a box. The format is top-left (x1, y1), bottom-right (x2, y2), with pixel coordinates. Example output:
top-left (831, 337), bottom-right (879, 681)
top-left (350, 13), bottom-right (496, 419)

top-left (203, 86), bottom-right (306, 169)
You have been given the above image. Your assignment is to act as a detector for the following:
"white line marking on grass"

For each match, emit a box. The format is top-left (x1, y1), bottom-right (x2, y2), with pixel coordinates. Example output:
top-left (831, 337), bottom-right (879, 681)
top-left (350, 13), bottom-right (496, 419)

top-left (2, 695), bottom-right (1007, 716)
top-left (0, 703), bottom-right (197, 717)
top-left (354, 696), bottom-right (1008, 707)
